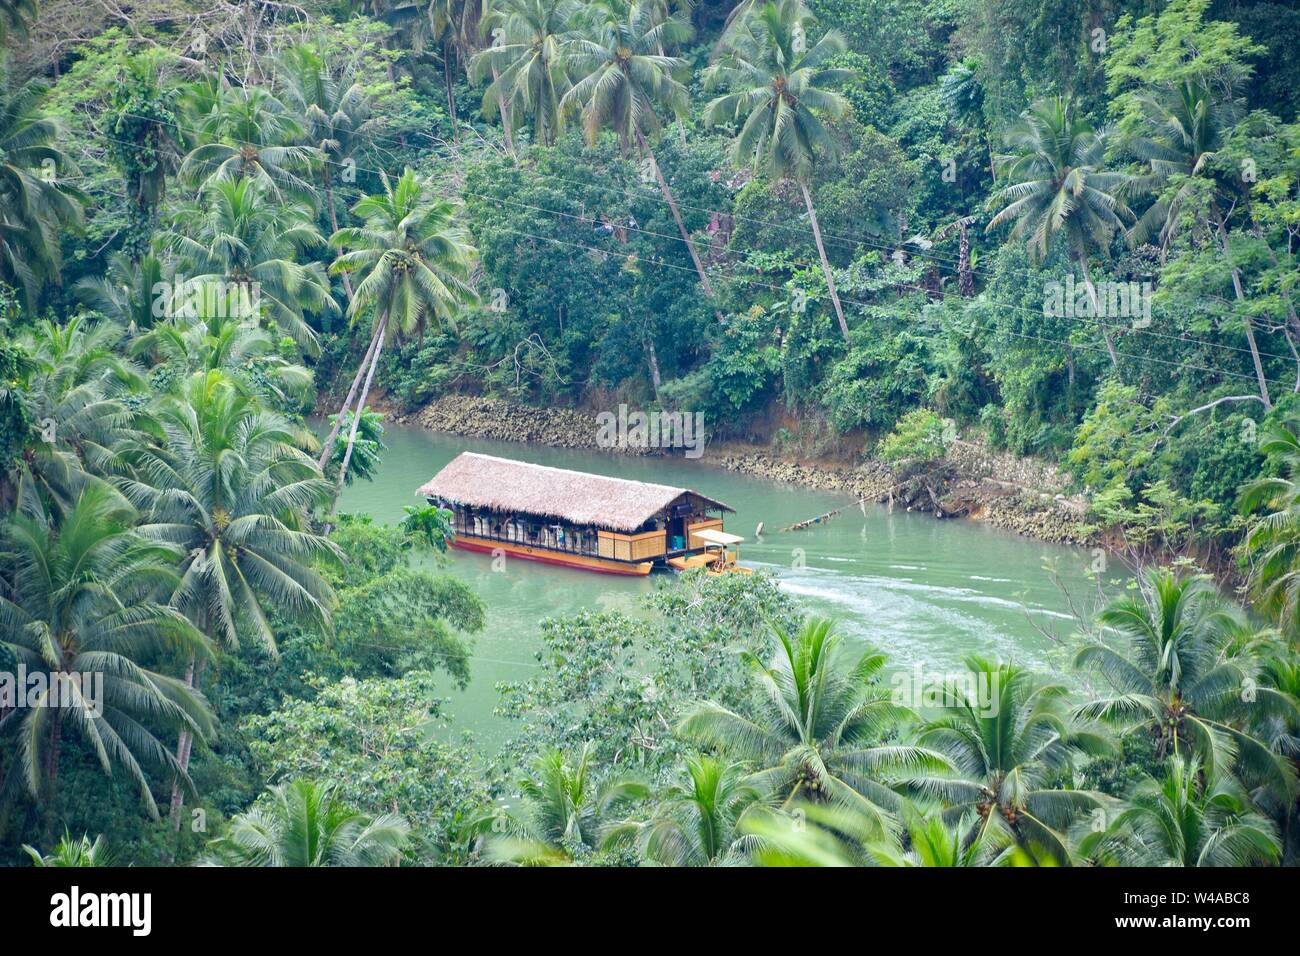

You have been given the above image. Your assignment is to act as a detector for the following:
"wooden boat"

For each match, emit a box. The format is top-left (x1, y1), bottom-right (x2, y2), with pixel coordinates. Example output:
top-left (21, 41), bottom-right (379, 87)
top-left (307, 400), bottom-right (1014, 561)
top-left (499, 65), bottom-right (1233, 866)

top-left (665, 528), bottom-right (752, 576)
top-left (417, 452), bottom-right (735, 576)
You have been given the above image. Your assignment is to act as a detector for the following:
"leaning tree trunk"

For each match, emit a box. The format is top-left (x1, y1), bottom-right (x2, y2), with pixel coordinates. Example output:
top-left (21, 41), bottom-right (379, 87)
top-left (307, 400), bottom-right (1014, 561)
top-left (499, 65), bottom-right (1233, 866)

top-left (800, 179), bottom-right (849, 341)
top-left (1249, 222), bottom-right (1300, 392)
top-left (444, 44), bottom-right (460, 145)
top-left (317, 323), bottom-right (383, 471)
top-left (635, 127), bottom-right (724, 323)
top-left (324, 177), bottom-right (354, 302)
top-left (491, 63), bottom-right (516, 158)
top-left (1077, 253), bottom-right (1122, 377)
top-left (331, 312), bottom-right (389, 509)
top-left (1217, 216), bottom-right (1272, 410)
top-left (646, 335), bottom-right (662, 400)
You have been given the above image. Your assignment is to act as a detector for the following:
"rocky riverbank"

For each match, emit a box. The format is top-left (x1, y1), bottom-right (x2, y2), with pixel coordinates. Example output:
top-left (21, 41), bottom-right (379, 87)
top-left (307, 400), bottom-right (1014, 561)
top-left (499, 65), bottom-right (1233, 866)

top-left (406, 394), bottom-right (1096, 546)
top-left (403, 393), bottom-right (647, 454)
top-left (709, 444), bottom-right (1092, 545)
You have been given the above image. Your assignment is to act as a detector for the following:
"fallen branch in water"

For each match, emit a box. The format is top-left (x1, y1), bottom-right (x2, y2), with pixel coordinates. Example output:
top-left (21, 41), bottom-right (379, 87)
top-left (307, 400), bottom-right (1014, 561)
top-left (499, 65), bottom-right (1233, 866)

top-left (776, 479), bottom-right (914, 532)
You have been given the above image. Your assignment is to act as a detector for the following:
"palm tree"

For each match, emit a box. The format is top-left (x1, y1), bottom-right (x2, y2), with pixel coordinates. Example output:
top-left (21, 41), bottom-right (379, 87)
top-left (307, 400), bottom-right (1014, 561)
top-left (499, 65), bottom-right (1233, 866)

top-left (128, 296), bottom-right (313, 407)
top-left (939, 57), bottom-right (985, 129)
top-left (204, 779), bottom-right (409, 866)
top-left (703, 0), bottom-right (855, 339)
top-left (430, 0), bottom-right (488, 141)
top-left (1080, 755), bottom-right (1281, 866)
top-left (470, 0), bottom-right (575, 148)
top-left (365, 0), bottom-right (482, 141)
top-left (326, 169), bottom-right (476, 503)
top-left (1238, 416), bottom-right (1300, 635)
top-left (11, 316), bottom-right (141, 519)
top-left (1255, 648), bottom-right (1300, 863)
top-left (907, 657), bottom-right (1114, 865)
top-left (678, 617), bottom-right (946, 830)
top-left (986, 96), bottom-right (1133, 372)
top-left (160, 177), bottom-right (337, 354)
top-left (866, 806), bottom-right (1007, 866)
top-left (120, 372), bottom-right (338, 649)
top-left (1120, 79), bottom-right (1228, 253)
top-left (400, 503), bottom-right (455, 551)
top-left (562, 0), bottom-right (724, 314)
top-left (741, 802), bottom-right (877, 866)
top-left (324, 408), bottom-right (386, 487)
top-left (432, 0), bottom-right (487, 73)
top-left (484, 743), bottom-right (648, 865)
top-left (179, 86), bottom-right (318, 203)
top-left (743, 801), bottom-right (1006, 866)
top-left (278, 43), bottom-right (378, 302)
top-left (0, 484), bottom-right (214, 817)
top-left (462, 0), bottom-right (517, 154)
top-left (1116, 79), bottom-right (1274, 407)
top-left (605, 754), bottom-right (762, 865)
top-left (23, 831), bottom-right (108, 867)
top-left (117, 371), bottom-right (339, 824)
top-left (1075, 567), bottom-right (1297, 797)
top-left (939, 56), bottom-right (994, 179)
top-left (74, 252), bottom-right (167, 333)
top-left (175, 73), bottom-right (226, 144)
top-left (0, 69), bottom-right (86, 305)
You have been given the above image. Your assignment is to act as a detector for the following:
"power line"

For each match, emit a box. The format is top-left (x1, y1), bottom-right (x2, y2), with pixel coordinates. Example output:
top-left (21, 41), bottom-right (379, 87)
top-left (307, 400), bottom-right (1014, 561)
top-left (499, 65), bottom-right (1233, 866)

top-left (484, 222), bottom-right (1296, 391)
top-left (87, 108), bottom-right (1299, 370)
top-left (112, 100), bottom-right (1266, 336)
top-left (80, 115), bottom-right (1300, 388)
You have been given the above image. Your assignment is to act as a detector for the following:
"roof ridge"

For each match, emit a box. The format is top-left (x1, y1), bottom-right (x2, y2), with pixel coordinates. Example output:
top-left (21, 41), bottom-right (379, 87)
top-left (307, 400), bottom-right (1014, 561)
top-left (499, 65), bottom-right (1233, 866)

top-left (455, 451), bottom-right (688, 494)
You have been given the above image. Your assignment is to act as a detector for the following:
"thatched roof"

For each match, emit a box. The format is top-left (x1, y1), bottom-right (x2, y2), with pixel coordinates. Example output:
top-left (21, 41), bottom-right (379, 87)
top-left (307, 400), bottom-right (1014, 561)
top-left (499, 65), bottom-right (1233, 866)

top-left (417, 452), bottom-right (733, 532)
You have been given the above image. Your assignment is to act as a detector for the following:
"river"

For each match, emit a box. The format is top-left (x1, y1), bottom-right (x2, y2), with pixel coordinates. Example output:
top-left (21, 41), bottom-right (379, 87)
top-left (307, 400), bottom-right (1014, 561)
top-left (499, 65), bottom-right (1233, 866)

top-left (337, 424), bottom-right (1105, 748)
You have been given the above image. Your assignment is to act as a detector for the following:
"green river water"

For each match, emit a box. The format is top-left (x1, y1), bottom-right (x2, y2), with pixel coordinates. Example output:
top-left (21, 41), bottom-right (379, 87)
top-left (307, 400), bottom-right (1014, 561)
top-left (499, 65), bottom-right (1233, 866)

top-left (338, 424), bottom-right (1104, 749)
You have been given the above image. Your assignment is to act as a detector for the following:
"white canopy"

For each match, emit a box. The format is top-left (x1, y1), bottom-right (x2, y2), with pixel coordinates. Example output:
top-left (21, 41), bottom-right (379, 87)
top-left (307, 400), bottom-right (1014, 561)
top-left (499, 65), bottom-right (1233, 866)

top-left (695, 529), bottom-right (744, 547)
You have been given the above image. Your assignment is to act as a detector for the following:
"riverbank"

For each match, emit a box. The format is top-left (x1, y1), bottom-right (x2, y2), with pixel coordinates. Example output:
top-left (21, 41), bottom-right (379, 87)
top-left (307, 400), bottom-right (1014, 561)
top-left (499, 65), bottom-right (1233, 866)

top-left (402, 394), bottom-right (1096, 546)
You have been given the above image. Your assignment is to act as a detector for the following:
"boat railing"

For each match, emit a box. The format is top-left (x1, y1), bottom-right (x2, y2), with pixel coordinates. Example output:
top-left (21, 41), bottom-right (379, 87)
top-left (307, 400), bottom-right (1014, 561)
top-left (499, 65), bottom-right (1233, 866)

top-left (446, 508), bottom-right (716, 564)
top-left (451, 513), bottom-right (602, 557)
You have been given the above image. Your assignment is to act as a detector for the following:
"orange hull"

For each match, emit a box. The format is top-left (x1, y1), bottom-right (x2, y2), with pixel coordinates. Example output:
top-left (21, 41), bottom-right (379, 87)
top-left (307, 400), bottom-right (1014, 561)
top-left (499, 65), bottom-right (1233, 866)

top-left (450, 534), bottom-right (653, 576)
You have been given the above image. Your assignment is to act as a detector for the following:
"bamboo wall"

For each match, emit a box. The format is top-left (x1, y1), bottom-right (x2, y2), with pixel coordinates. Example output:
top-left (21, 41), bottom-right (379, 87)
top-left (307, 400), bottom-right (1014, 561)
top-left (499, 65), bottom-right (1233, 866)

top-left (597, 529), bottom-right (668, 561)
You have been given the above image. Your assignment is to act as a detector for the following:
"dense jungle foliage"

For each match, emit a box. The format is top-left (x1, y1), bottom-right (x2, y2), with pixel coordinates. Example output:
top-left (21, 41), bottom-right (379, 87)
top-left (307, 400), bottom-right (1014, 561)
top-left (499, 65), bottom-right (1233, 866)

top-left (2, 0), bottom-right (1300, 867)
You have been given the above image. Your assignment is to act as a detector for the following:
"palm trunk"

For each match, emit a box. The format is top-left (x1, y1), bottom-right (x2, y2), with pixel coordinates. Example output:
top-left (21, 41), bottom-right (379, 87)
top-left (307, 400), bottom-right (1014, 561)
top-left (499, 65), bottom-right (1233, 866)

top-left (543, 74), bottom-right (562, 147)
top-left (332, 313), bottom-right (388, 508)
top-left (646, 335), bottom-right (662, 400)
top-left (491, 63), bottom-right (516, 158)
top-left (167, 656), bottom-right (204, 829)
top-left (46, 704), bottom-right (64, 786)
top-left (800, 179), bottom-right (849, 341)
top-left (1066, 346), bottom-right (1077, 417)
top-left (1077, 254), bottom-right (1122, 376)
top-left (444, 45), bottom-right (460, 145)
top-left (1217, 216), bottom-right (1272, 409)
top-left (324, 178), bottom-right (354, 303)
top-left (635, 127), bottom-right (723, 322)
top-left (317, 323), bottom-right (383, 470)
